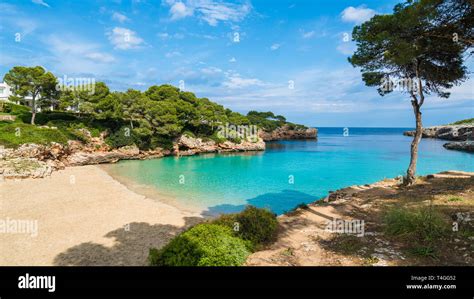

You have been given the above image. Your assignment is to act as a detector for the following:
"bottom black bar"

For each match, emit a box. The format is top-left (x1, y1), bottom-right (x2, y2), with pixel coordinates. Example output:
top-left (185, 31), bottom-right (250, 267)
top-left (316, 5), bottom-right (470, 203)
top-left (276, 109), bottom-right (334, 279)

top-left (0, 266), bottom-right (472, 298)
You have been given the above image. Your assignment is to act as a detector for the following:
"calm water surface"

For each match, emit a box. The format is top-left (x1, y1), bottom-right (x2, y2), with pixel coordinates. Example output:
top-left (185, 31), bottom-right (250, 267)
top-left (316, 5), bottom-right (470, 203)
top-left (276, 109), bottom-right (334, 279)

top-left (101, 128), bottom-right (473, 215)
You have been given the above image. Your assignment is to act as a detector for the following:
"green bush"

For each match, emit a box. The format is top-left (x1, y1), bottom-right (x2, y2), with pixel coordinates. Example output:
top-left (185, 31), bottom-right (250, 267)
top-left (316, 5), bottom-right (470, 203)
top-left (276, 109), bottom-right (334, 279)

top-left (149, 223), bottom-right (251, 266)
top-left (214, 206), bottom-right (278, 249)
top-left (105, 126), bottom-right (135, 148)
top-left (0, 123), bottom-right (73, 148)
top-left (3, 103), bottom-right (30, 115)
top-left (384, 207), bottom-right (448, 242)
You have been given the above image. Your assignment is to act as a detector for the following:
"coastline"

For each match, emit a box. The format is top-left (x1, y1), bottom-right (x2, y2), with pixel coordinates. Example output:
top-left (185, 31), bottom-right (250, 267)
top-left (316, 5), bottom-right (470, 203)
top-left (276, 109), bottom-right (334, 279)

top-left (1, 165), bottom-right (472, 266)
top-left (0, 165), bottom-right (203, 266)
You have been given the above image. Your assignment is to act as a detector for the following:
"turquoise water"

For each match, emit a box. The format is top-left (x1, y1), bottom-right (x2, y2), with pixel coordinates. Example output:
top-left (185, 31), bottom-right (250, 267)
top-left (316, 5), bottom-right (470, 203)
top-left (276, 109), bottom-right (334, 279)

top-left (102, 128), bottom-right (473, 215)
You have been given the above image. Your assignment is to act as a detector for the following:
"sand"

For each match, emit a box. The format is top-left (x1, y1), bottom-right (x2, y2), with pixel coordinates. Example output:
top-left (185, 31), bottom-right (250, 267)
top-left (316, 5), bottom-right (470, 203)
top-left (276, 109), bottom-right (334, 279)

top-left (0, 165), bottom-right (203, 266)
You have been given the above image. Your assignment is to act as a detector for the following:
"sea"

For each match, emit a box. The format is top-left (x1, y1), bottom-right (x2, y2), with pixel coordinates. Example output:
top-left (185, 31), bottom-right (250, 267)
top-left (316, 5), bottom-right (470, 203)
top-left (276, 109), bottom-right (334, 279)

top-left (101, 127), bottom-right (473, 215)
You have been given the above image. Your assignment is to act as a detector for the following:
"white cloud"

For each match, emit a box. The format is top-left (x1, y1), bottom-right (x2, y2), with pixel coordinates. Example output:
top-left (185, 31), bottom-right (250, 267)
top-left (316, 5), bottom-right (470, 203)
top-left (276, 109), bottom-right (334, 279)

top-left (112, 12), bottom-right (129, 23)
top-left (301, 30), bottom-right (315, 39)
top-left (157, 32), bottom-right (170, 39)
top-left (165, 51), bottom-right (182, 58)
top-left (229, 57), bottom-right (236, 63)
top-left (341, 6), bottom-right (376, 24)
top-left (107, 27), bottom-right (144, 50)
top-left (201, 66), bottom-right (222, 75)
top-left (336, 42), bottom-right (356, 55)
top-left (32, 0), bottom-right (50, 8)
top-left (44, 35), bottom-right (116, 74)
top-left (164, 0), bottom-right (252, 26)
top-left (270, 43), bottom-right (281, 51)
top-left (223, 72), bottom-right (264, 89)
top-left (170, 2), bottom-right (193, 20)
top-left (85, 52), bottom-right (115, 63)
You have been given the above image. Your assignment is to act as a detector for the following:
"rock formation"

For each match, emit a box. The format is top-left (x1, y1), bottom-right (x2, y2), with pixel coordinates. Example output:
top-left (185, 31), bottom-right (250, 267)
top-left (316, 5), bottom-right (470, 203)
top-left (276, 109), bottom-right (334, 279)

top-left (403, 125), bottom-right (473, 141)
top-left (259, 125), bottom-right (317, 141)
top-left (0, 131), bottom-right (266, 179)
top-left (443, 141), bottom-right (474, 153)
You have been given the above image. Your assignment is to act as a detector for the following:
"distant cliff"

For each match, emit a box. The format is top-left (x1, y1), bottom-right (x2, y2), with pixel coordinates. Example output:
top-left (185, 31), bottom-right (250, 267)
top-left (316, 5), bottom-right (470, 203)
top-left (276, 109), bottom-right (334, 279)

top-left (246, 111), bottom-right (317, 141)
top-left (403, 125), bottom-right (473, 141)
top-left (259, 125), bottom-right (317, 141)
top-left (403, 122), bottom-right (473, 153)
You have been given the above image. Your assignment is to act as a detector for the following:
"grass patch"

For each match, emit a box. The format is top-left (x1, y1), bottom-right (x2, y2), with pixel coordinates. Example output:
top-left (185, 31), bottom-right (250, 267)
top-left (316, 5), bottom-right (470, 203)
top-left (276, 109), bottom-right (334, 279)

top-left (383, 207), bottom-right (449, 259)
top-left (0, 123), bottom-right (74, 148)
top-left (330, 234), bottom-right (365, 254)
top-left (448, 196), bottom-right (463, 202)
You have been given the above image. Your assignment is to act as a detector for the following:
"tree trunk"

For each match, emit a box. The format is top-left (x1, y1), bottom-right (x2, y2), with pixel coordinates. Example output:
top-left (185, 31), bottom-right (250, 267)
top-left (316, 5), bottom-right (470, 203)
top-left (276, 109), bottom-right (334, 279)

top-left (406, 102), bottom-right (422, 185)
top-left (30, 96), bottom-right (36, 125)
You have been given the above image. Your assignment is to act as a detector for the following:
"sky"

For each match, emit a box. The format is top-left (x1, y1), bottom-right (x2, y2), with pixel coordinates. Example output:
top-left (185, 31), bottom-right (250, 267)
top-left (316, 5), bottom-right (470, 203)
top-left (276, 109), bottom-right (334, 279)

top-left (0, 0), bottom-right (472, 127)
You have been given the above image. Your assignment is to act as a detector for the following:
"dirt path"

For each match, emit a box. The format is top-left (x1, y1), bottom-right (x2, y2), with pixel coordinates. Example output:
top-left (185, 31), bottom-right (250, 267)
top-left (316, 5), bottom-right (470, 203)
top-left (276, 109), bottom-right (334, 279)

top-left (247, 171), bottom-right (474, 266)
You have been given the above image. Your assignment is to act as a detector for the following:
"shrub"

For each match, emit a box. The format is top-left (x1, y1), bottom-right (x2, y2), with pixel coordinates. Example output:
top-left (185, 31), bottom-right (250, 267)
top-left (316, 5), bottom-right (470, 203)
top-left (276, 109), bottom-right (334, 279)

top-left (3, 103), bottom-right (30, 115)
top-left (384, 207), bottom-right (449, 258)
top-left (149, 224), bottom-right (251, 266)
top-left (105, 126), bottom-right (135, 148)
top-left (0, 123), bottom-right (73, 148)
top-left (384, 207), bottom-right (448, 242)
top-left (214, 206), bottom-right (278, 249)
top-left (182, 130), bottom-right (196, 138)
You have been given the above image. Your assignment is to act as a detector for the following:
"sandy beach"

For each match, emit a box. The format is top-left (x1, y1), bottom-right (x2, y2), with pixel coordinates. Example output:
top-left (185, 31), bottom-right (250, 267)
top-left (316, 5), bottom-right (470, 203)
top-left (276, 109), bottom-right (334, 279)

top-left (0, 165), bottom-right (203, 266)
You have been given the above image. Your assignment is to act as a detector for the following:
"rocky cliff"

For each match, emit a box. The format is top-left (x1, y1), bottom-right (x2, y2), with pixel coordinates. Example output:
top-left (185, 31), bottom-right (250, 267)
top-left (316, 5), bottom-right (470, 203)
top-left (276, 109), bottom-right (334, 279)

top-left (403, 125), bottom-right (473, 141)
top-left (258, 125), bottom-right (317, 141)
top-left (0, 133), bottom-right (266, 179)
top-left (443, 141), bottom-right (474, 153)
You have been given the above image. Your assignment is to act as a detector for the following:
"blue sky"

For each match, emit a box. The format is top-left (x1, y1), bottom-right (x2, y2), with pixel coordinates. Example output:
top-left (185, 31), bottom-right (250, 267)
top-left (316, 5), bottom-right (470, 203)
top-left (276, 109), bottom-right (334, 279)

top-left (0, 0), bottom-right (472, 127)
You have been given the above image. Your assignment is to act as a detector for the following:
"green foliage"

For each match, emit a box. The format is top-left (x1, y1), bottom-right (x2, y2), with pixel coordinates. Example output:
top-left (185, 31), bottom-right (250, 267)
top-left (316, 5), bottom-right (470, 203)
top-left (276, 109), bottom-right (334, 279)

top-left (384, 207), bottom-right (448, 241)
top-left (3, 66), bottom-right (59, 124)
top-left (246, 110), bottom-right (304, 132)
top-left (349, 0), bottom-right (471, 98)
top-left (105, 126), bottom-right (135, 148)
top-left (0, 122), bottom-right (73, 148)
top-left (2, 103), bottom-right (30, 115)
top-left (213, 206), bottom-right (279, 249)
top-left (448, 118), bottom-right (474, 126)
top-left (384, 207), bottom-right (447, 240)
top-left (384, 207), bottom-right (449, 258)
top-left (149, 224), bottom-right (251, 266)
top-left (2, 65), bottom-right (307, 148)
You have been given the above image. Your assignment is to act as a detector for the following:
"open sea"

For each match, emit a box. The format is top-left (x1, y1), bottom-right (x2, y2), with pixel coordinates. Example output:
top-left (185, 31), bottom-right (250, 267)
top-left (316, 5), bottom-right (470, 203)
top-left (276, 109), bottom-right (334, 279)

top-left (101, 127), bottom-right (473, 215)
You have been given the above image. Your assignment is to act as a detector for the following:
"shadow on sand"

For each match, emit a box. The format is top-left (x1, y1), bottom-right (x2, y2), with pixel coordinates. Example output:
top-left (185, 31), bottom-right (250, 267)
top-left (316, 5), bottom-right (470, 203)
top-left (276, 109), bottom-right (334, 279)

top-left (53, 217), bottom-right (202, 266)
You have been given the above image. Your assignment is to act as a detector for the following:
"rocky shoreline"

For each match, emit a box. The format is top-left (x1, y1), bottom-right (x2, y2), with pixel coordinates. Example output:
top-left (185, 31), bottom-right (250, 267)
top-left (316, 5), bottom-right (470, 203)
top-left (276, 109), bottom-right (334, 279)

top-left (0, 134), bottom-right (266, 180)
top-left (403, 125), bottom-right (473, 153)
top-left (0, 125), bottom-right (319, 180)
top-left (403, 125), bottom-right (473, 141)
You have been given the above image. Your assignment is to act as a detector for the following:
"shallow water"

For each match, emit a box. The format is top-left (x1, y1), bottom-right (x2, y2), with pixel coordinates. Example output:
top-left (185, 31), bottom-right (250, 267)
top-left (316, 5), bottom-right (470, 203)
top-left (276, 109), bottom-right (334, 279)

top-left (101, 128), bottom-right (473, 215)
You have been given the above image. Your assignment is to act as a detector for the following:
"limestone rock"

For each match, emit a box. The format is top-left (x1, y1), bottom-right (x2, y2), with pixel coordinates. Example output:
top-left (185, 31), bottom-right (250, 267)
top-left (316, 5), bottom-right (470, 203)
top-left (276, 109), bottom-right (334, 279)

top-left (404, 125), bottom-right (473, 141)
top-left (443, 141), bottom-right (474, 153)
top-left (259, 125), bottom-right (317, 141)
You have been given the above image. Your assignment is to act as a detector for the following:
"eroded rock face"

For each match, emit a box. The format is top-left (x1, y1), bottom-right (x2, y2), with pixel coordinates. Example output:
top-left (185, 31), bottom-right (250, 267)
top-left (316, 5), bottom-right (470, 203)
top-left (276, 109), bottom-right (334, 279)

top-left (259, 125), bottom-right (317, 141)
top-left (175, 134), bottom-right (265, 155)
top-left (0, 158), bottom-right (54, 179)
top-left (443, 141), bottom-right (474, 153)
top-left (1, 131), bottom-right (266, 179)
top-left (404, 125), bottom-right (473, 141)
